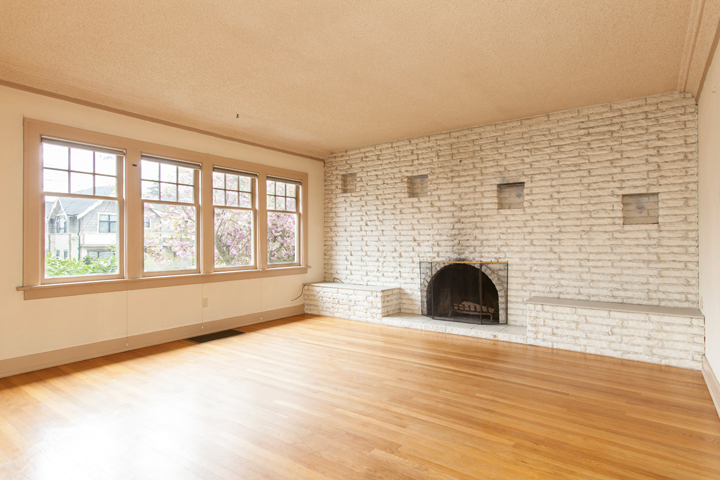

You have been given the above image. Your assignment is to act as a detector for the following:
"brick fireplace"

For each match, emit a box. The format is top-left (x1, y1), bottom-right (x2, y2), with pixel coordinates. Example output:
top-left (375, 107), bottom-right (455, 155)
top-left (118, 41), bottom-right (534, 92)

top-left (317, 91), bottom-right (704, 369)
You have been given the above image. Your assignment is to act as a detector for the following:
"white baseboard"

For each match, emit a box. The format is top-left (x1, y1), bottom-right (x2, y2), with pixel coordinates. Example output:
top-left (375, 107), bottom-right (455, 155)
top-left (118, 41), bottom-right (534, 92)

top-left (702, 356), bottom-right (720, 419)
top-left (0, 304), bottom-right (305, 379)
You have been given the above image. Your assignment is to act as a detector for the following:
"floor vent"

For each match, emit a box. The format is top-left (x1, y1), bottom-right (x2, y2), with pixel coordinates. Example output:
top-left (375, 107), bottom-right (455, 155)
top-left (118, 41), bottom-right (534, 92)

top-left (186, 329), bottom-right (246, 344)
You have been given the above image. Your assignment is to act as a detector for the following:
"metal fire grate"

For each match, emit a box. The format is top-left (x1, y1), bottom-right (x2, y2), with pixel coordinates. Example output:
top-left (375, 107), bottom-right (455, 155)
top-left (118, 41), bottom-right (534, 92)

top-left (420, 261), bottom-right (509, 324)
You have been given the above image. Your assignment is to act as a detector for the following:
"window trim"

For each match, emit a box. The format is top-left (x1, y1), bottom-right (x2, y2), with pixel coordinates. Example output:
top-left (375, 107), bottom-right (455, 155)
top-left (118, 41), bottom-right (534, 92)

top-left (21, 119), bottom-right (309, 300)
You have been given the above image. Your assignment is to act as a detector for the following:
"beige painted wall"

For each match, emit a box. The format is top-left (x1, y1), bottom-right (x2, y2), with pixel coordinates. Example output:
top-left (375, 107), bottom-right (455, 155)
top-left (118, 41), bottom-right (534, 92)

top-left (0, 85), bottom-right (324, 362)
top-left (699, 47), bottom-right (720, 375)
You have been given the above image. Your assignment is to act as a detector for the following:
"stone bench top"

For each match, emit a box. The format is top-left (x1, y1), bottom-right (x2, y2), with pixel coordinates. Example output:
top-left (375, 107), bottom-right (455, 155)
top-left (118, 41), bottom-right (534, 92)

top-left (306, 282), bottom-right (401, 292)
top-left (525, 296), bottom-right (704, 319)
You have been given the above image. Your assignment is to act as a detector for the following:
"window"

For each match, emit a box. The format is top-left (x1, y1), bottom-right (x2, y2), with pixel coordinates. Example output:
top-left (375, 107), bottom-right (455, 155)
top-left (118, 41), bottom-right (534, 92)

top-left (408, 175), bottom-right (428, 198)
top-left (98, 214), bottom-right (117, 233)
top-left (86, 249), bottom-right (114, 259)
top-left (623, 193), bottom-right (659, 225)
top-left (498, 183), bottom-right (525, 210)
top-left (141, 156), bottom-right (200, 273)
top-left (213, 168), bottom-right (256, 269)
top-left (40, 138), bottom-right (122, 280)
top-left (267, 178), bottom-right (300, 265)
top-left (22, 119), bottom-right (308, 299)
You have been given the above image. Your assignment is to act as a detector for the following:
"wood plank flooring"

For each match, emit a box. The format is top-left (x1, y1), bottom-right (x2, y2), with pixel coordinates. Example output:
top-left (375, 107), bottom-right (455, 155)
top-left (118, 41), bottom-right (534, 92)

top-left (1, 314), bottom-right (719, 479)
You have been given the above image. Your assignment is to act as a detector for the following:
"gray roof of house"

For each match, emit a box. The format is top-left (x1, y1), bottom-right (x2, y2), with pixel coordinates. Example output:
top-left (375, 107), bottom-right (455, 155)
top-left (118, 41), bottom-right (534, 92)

top-left (47, 187), bottom-right (115, 217)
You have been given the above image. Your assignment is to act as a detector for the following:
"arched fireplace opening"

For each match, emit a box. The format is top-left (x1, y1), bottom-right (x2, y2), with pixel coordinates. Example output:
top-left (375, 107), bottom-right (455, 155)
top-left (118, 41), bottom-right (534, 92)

top-left (426, 263), bottom-right (500, 324)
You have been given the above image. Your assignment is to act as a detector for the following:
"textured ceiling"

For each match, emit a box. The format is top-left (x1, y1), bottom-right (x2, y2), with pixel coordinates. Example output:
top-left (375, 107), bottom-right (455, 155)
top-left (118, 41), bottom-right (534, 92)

top-left (1, 0), bottom-right (719, 159)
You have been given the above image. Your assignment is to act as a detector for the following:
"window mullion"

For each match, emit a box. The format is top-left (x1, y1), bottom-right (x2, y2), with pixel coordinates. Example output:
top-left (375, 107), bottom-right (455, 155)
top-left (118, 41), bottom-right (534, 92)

top-left (258, 174), bottom-right (268, 270)
top-left (125, 148), bottom-right (143, 279)
top-left (201, 164), bottom-right (214, 274)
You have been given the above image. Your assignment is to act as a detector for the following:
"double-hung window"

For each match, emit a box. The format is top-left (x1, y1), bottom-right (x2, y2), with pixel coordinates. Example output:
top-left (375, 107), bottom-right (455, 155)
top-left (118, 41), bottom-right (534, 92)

top-left (212, 168), bottom-right (256, 269)
top-left (22, 119), bottom-right (308, 299)
top-left (140, 156), bottom-right (200, 273)
top-left (266, 177), bottom-right (301, 266)
top-left (40, 137), bottom-right (124, 281)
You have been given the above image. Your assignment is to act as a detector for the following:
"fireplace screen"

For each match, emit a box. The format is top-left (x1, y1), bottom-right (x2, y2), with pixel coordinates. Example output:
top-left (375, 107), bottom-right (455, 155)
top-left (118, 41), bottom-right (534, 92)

top-left (420, 261), bottom-right (508, 324)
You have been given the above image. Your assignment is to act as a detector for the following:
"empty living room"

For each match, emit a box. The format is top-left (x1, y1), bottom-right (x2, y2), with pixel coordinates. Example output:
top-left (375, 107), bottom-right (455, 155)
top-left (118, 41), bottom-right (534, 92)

top-left (2, 1), bottom-right (720, 478)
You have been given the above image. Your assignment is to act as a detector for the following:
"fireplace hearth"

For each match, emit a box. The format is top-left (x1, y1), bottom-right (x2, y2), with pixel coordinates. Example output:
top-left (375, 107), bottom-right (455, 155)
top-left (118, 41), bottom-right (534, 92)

top-left (420, 261), bottom-right (508, 324)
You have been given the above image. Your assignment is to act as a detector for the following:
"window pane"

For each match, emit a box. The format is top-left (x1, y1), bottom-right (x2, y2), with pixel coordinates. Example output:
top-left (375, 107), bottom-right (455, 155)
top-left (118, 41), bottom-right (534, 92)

top-left (178, 167), bottom-right (194, 185)
top-left (45, 199), bottom-right (119, 278)
top-left (267, 212), bottom-right (297, 264)
top-left (238, 176), bottom-right (251, 192)
top-left (95, 153), bottom-right (116, 176)
top-left (178, 185), bottom-right (194, 203)
top-left (213, 172), bottom-right (225, 188)
top-left (267, 180), bottom-right (275, 195)
top-left (160, 163), bottom-right (177, 183)
top-left (160, 183), bottom-right (177, 202)
top-left (287, 197), bottom-right (296, 211)
top-left (214, 208), bottom-right (253, 268)
top-left (213, 189), bottom-right (225, 206)
top-left (70, 148), bottom-right (94, 173)
top-left (276, 182), bottom-right (285, 196)
top-left (141, 160), bottom-right (159, 181)
top-left (142, 181), bottom-right (159, 200)
top-left (95, 175), bottom-right (117, 196)
top-left (43, 169), bottom-right (68, 193)
top-left (267, 195), bottom-right (275, 210)
top-left (144, 203), bottom-right (196, 272)
top-left (226, 174), bottom-right (238, 190)
top-left (161, 183), bottom-right (177, 202)
top-left (275, 197), bottom-right (286, 211)
top-left (286, 184), bottom-right (296, 197)
top-left (238, 192), bottom-right (252, 208)
top-left (71, 172), bottom-right (94, 194)
top-left (226, 190), bottom-right (239, 207)
top-left (43, 144), bottom-right (68, 170)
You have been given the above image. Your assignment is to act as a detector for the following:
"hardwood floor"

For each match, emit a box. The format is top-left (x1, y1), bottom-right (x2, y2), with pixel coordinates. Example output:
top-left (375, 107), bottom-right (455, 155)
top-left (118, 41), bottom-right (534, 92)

top-left (1, 314), bottom-right (719, 479)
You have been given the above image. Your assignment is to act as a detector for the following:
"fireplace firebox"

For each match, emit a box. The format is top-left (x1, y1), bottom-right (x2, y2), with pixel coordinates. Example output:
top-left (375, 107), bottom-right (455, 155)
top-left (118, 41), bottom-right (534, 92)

top-left (420, 261), bottom-right (508, 324)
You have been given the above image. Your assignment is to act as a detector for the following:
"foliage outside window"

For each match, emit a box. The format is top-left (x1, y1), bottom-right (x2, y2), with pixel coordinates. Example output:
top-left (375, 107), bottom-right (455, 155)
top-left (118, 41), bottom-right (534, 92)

top-left (267, 178), bottom-right (299, 265)
top-left (41, 139), bottom-right (121, 279)
top-left (213, 169), bottom-right (255, 268)
top-left (141, 157), bottom-right (199, 273)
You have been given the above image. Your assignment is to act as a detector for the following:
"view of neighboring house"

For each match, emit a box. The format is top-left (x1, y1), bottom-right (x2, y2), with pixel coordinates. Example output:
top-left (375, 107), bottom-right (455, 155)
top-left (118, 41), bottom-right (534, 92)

top-left (45, 187), bottom-right (118, 260)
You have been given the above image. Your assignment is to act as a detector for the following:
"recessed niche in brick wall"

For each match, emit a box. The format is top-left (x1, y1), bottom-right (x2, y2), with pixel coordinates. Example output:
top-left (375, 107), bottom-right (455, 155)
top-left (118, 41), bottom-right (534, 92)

top-left (622, 193), bottom-right (659, 225)
top-left (341, 173), bottom-right (357, 193)
top-left (498, 183), bottom-right (525, 209)
top-left (408, 175), bottom-right (428, 197)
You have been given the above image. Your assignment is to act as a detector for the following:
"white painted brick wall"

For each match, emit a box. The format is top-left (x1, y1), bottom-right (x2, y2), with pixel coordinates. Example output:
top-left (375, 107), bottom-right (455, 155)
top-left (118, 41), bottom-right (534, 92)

top-left (526, 303), bottom-right (704, 369)
top-left (304, 285), bottom-right (401, 322)
top-left (324, 92), bottom-right (699, 325)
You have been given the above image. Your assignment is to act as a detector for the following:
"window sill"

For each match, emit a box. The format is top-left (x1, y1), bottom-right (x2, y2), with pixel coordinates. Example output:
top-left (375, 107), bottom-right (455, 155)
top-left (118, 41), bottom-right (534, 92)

top-left (17, 266), bottom-right (309, 300)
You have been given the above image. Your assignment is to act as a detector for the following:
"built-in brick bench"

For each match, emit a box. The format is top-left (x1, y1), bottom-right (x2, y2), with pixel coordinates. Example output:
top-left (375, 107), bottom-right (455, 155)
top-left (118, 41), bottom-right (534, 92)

top-left (526, 297), bottom-right (705, 370)
top-left (304, 283), bottom-right (401, 321)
